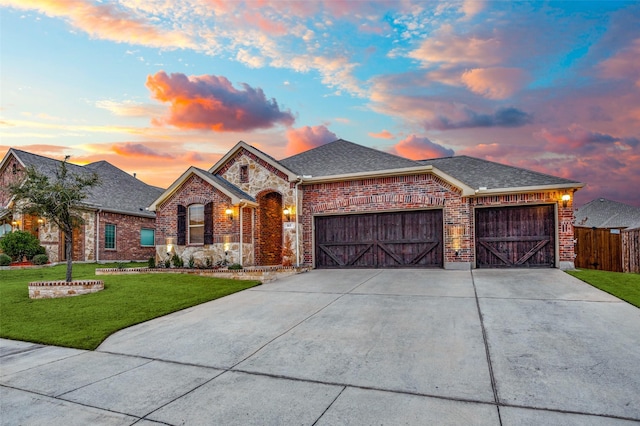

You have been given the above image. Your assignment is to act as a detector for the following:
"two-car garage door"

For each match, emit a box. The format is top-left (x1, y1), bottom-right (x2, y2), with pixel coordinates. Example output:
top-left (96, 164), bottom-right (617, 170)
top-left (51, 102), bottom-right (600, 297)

top-left (315, 210), bottom-right (443, 268)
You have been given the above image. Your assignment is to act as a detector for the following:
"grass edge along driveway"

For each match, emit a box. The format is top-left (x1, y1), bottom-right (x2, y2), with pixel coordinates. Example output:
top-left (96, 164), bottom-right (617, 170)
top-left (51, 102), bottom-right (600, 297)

top-left (0, 263), bottom-right (260, 350)
top-left (566, 269), bottom-right (640, 308)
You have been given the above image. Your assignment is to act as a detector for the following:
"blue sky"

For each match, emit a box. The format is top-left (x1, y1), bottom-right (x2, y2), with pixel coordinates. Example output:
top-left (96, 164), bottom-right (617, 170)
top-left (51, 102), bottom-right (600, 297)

top-left (1, 1), bottom-right (639, 206)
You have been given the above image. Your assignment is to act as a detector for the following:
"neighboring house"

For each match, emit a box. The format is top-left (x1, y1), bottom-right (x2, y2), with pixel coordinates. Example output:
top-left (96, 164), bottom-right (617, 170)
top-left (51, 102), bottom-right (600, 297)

top-left (0, 149), bottom-right (164, 263)
top-left (151, 139), bottom-right (584, 269)
top-left (574, 198), bottom-right (640, 273)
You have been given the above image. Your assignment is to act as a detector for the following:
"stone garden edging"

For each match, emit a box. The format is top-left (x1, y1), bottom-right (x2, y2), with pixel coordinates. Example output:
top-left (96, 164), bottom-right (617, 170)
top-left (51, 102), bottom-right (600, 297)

top-left (95, 265), bottom-right (312, 283)
top-left (28, 280), bottom-right (105, 299)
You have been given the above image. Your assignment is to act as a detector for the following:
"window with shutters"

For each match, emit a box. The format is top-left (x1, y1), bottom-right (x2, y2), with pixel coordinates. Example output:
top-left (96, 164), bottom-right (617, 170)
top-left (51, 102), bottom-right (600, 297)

top-left (188, 204), bottom-right (204, 244)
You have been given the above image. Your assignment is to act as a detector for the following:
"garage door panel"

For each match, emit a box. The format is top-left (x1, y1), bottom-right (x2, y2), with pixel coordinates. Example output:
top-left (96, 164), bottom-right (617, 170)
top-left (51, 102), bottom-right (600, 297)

top-left (475, 205), bottom-right (555, 268)
top-left (316, 210), bottom-right (443, 269)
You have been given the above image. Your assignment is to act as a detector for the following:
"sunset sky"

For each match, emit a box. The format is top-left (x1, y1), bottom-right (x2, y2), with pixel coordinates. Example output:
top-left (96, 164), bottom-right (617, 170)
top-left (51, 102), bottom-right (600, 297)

top-left (1, 1), bottom-right (639, 207)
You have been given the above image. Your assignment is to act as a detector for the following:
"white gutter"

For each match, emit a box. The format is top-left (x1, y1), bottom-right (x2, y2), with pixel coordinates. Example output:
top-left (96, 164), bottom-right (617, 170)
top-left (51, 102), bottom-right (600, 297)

top-left (472, 182), bottom-right (585, 196)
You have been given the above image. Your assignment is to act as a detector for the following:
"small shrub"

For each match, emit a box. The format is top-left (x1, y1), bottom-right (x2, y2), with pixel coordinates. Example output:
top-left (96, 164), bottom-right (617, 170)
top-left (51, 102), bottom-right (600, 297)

top-left (0, 230), bottom-right (42, 261)
top-left (228, 263), bottom-right (243, 270)
top-left (204, 257), bottom-right (213, 268)
top-left (188, 255), bottom-right (195, 269)
top-left (164, 257), bottom-right (171, 268)
top-left (116, 262), bottom-right (126, 270)
top-left (148, 256), bottom-right (156, 268)
top-left (171, 253), bottom-right (184, 268)
top-left (32, 254), bottom-right (49, 265)
top-left (0, 253), bottom-right (11, 266)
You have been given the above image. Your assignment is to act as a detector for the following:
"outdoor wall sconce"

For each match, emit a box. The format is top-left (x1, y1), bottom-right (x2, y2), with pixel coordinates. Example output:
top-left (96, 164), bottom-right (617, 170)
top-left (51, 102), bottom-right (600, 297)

top-left (562, 192), bottom-right (571, 208)
top-left (11, 220), bottom-right (19, 229)
top-left (225, 208), bottom-right (234, 221)
top-left (37, 218), bottom-right (45, 225)
top-left (283, 207), bottom-right (291, 222)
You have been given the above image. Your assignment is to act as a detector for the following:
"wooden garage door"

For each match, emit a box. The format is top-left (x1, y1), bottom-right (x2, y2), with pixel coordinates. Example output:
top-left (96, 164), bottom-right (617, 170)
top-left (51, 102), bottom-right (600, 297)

top-left (315, 210), bottom-right (443, 268)
top-left (475, 205), bottom-right (555, 268)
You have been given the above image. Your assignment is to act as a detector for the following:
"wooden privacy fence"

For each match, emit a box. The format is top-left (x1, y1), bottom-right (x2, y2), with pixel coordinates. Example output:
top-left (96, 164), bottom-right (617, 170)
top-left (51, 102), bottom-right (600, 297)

top-left (575, 227), bottom-right (640, 273)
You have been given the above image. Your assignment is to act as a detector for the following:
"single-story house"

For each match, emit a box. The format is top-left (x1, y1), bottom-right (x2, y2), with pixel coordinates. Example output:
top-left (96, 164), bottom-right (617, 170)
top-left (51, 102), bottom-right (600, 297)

top-left (574, 198), bottom-right (640, 273)
top-left (150, 139), bottom-right (584, 270)
top-left (0, 148), bottom-right (164, 263)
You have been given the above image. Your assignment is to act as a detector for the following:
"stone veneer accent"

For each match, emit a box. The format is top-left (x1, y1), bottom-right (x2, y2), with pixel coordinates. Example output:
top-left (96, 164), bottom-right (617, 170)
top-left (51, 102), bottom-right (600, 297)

top-left (28, 280), bottom-right (104, 299)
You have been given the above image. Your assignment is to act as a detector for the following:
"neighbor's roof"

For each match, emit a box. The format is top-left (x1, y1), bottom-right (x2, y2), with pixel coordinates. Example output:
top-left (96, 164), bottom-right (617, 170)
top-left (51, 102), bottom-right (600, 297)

top-left (4, 148), bottom-right (163, 217)
top-left (574, 198), bottom-right (640, 229)
top-left (422, 156), bottom-right (582, 191)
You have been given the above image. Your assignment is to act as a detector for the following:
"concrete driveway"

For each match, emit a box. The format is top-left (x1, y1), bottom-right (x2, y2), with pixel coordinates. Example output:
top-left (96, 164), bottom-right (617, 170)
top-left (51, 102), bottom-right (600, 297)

top-left (1, 269), bottom-right (639, 425)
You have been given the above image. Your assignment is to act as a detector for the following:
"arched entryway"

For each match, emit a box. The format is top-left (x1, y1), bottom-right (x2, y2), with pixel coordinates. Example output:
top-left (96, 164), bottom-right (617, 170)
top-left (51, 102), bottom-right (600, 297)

top-left (257, 191), bottom-right (283, 265)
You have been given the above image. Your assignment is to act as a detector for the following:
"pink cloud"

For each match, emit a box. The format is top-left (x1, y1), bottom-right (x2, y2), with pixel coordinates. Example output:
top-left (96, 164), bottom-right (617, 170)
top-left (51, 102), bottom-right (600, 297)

top-left (285, 125), bottom-right (337, 156)
top-left (3, 0), bottom-right (193, 49)
top-left (461, 67), bottom-right (529, 99)
top-left (390, 135), bottom-right (454, 160)
top-left (599, 38), bottom-right (640, 88)
top-left (111, 143), bottom-right (174, 159)
top-left (146, 71), bottom-right (295, 132)
top-left (368, 130), bottom-right (394, 139)
top-left (408, 25), bottom-right (502, 67)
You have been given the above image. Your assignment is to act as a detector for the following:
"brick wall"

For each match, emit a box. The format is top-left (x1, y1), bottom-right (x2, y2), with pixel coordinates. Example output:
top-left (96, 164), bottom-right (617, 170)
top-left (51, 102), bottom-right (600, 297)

top-left (301, 175), bottom-right (576, 268)
top-left (97, 211), bottom-right (156, 261)
top-left (257, 191), bottom-right (283, 265)
top-left (301, 174), bottom-right (470, 267)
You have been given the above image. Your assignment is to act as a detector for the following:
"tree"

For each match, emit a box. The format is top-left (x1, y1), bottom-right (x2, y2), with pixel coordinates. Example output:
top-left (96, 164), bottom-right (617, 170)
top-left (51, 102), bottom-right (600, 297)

top-left (9, 158), bottom-right (99, 282)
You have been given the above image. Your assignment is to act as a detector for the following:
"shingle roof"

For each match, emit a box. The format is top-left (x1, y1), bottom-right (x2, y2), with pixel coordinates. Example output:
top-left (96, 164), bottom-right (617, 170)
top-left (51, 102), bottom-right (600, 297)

top-left (421, 156), bottom-right (581, 190)
top-left (574, 198), bottom-right (640, 229)
top-left (194, 167), bottom-right (256, 202)
top-left (10, 149), bottom-right (163, 217)
top-left (279, 139), bottom-right (418, 176)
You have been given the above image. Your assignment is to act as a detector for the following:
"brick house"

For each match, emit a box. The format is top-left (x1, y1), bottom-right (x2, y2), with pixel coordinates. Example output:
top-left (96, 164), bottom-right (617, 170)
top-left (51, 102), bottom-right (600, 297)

top-left (151, 139), bottom-right (584, 269)
top-left (0, 149), bottom-right (164, 263)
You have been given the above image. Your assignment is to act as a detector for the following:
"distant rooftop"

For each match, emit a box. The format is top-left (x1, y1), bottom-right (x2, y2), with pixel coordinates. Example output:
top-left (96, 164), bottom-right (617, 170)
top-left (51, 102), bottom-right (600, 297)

top-left (7, 148), bottom-right (163, 217)
top-left (575, 198), bottom-right (640, 229)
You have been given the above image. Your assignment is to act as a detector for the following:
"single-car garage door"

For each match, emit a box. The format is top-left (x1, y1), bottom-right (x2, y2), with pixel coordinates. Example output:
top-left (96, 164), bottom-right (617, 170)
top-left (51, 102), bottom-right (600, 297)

top-left (315, 210), bottom-right (443, 268)
top-left (475, 204), bottom-right (555, 268)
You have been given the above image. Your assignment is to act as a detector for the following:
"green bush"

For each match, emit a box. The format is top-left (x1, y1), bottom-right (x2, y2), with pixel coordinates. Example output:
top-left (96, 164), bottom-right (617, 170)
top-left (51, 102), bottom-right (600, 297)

top-left (188, 255), bottom-right (195, 268)
top-left (171, 253), bottom-right (184, 268)
top-left (0, 253), bottom-right (11, 266)
top-left (228, 263), bottom-right (243, 270)
top-left (148, 256), bottom-right (156, 268)
top-left (32, 254), bottom-right (49, 265)
top-left (0, 231), bottom-right (42, 261)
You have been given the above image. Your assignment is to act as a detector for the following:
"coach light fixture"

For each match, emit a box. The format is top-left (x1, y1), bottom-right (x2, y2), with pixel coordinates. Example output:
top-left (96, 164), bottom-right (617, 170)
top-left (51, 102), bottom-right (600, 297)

top-left (225, 208), bottom-right (234, 221)
top-left (562, 192), bottom-right (571, 208)
top-left (283, 207), bottom-right (291, 222)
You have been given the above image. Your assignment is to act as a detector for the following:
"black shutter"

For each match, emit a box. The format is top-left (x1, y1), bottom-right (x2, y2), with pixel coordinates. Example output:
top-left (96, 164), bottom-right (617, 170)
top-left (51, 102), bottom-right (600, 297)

top-left (177, 205), bottom-right (186, 245)
top-left (204, 202), bottom-right (213, 245)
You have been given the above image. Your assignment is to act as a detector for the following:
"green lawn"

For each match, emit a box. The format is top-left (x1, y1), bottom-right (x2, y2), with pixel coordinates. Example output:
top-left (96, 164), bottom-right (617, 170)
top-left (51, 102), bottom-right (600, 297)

top-left (567, 269), bottom-right (640, 308)
top-left (0, 263), bottom-right (260, 350)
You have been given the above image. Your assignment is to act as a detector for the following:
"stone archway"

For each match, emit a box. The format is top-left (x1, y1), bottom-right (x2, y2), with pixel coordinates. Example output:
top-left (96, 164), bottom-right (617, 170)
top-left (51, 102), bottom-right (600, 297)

top-left (257, 191), bottom-right (283, 265)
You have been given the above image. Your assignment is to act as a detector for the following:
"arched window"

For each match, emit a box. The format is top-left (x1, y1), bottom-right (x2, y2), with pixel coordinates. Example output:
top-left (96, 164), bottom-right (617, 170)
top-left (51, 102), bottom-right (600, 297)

top-left (188, 204), bottom-right (204, 244)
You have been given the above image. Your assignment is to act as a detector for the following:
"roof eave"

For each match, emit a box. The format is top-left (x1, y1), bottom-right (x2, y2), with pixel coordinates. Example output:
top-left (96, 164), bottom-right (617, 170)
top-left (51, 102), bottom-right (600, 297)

top-left (473, 182), bottom-right (585, 196)
top-left (300, 165), bottom-right (477, 196)
top-left (148, 167), bottom-right (259, 211)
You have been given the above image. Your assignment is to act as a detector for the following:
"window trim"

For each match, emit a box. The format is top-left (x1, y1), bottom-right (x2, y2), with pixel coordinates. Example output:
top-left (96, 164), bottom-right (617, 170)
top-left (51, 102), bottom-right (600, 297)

top-left (104, 223), bottom-right (116, 250)
top-left (140, 228), bottom-right (155, 247)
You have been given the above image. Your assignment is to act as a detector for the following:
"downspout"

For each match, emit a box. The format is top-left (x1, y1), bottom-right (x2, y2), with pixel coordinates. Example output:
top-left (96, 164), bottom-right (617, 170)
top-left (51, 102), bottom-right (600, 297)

top-left (96, 209), bottom-right (101, 263)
